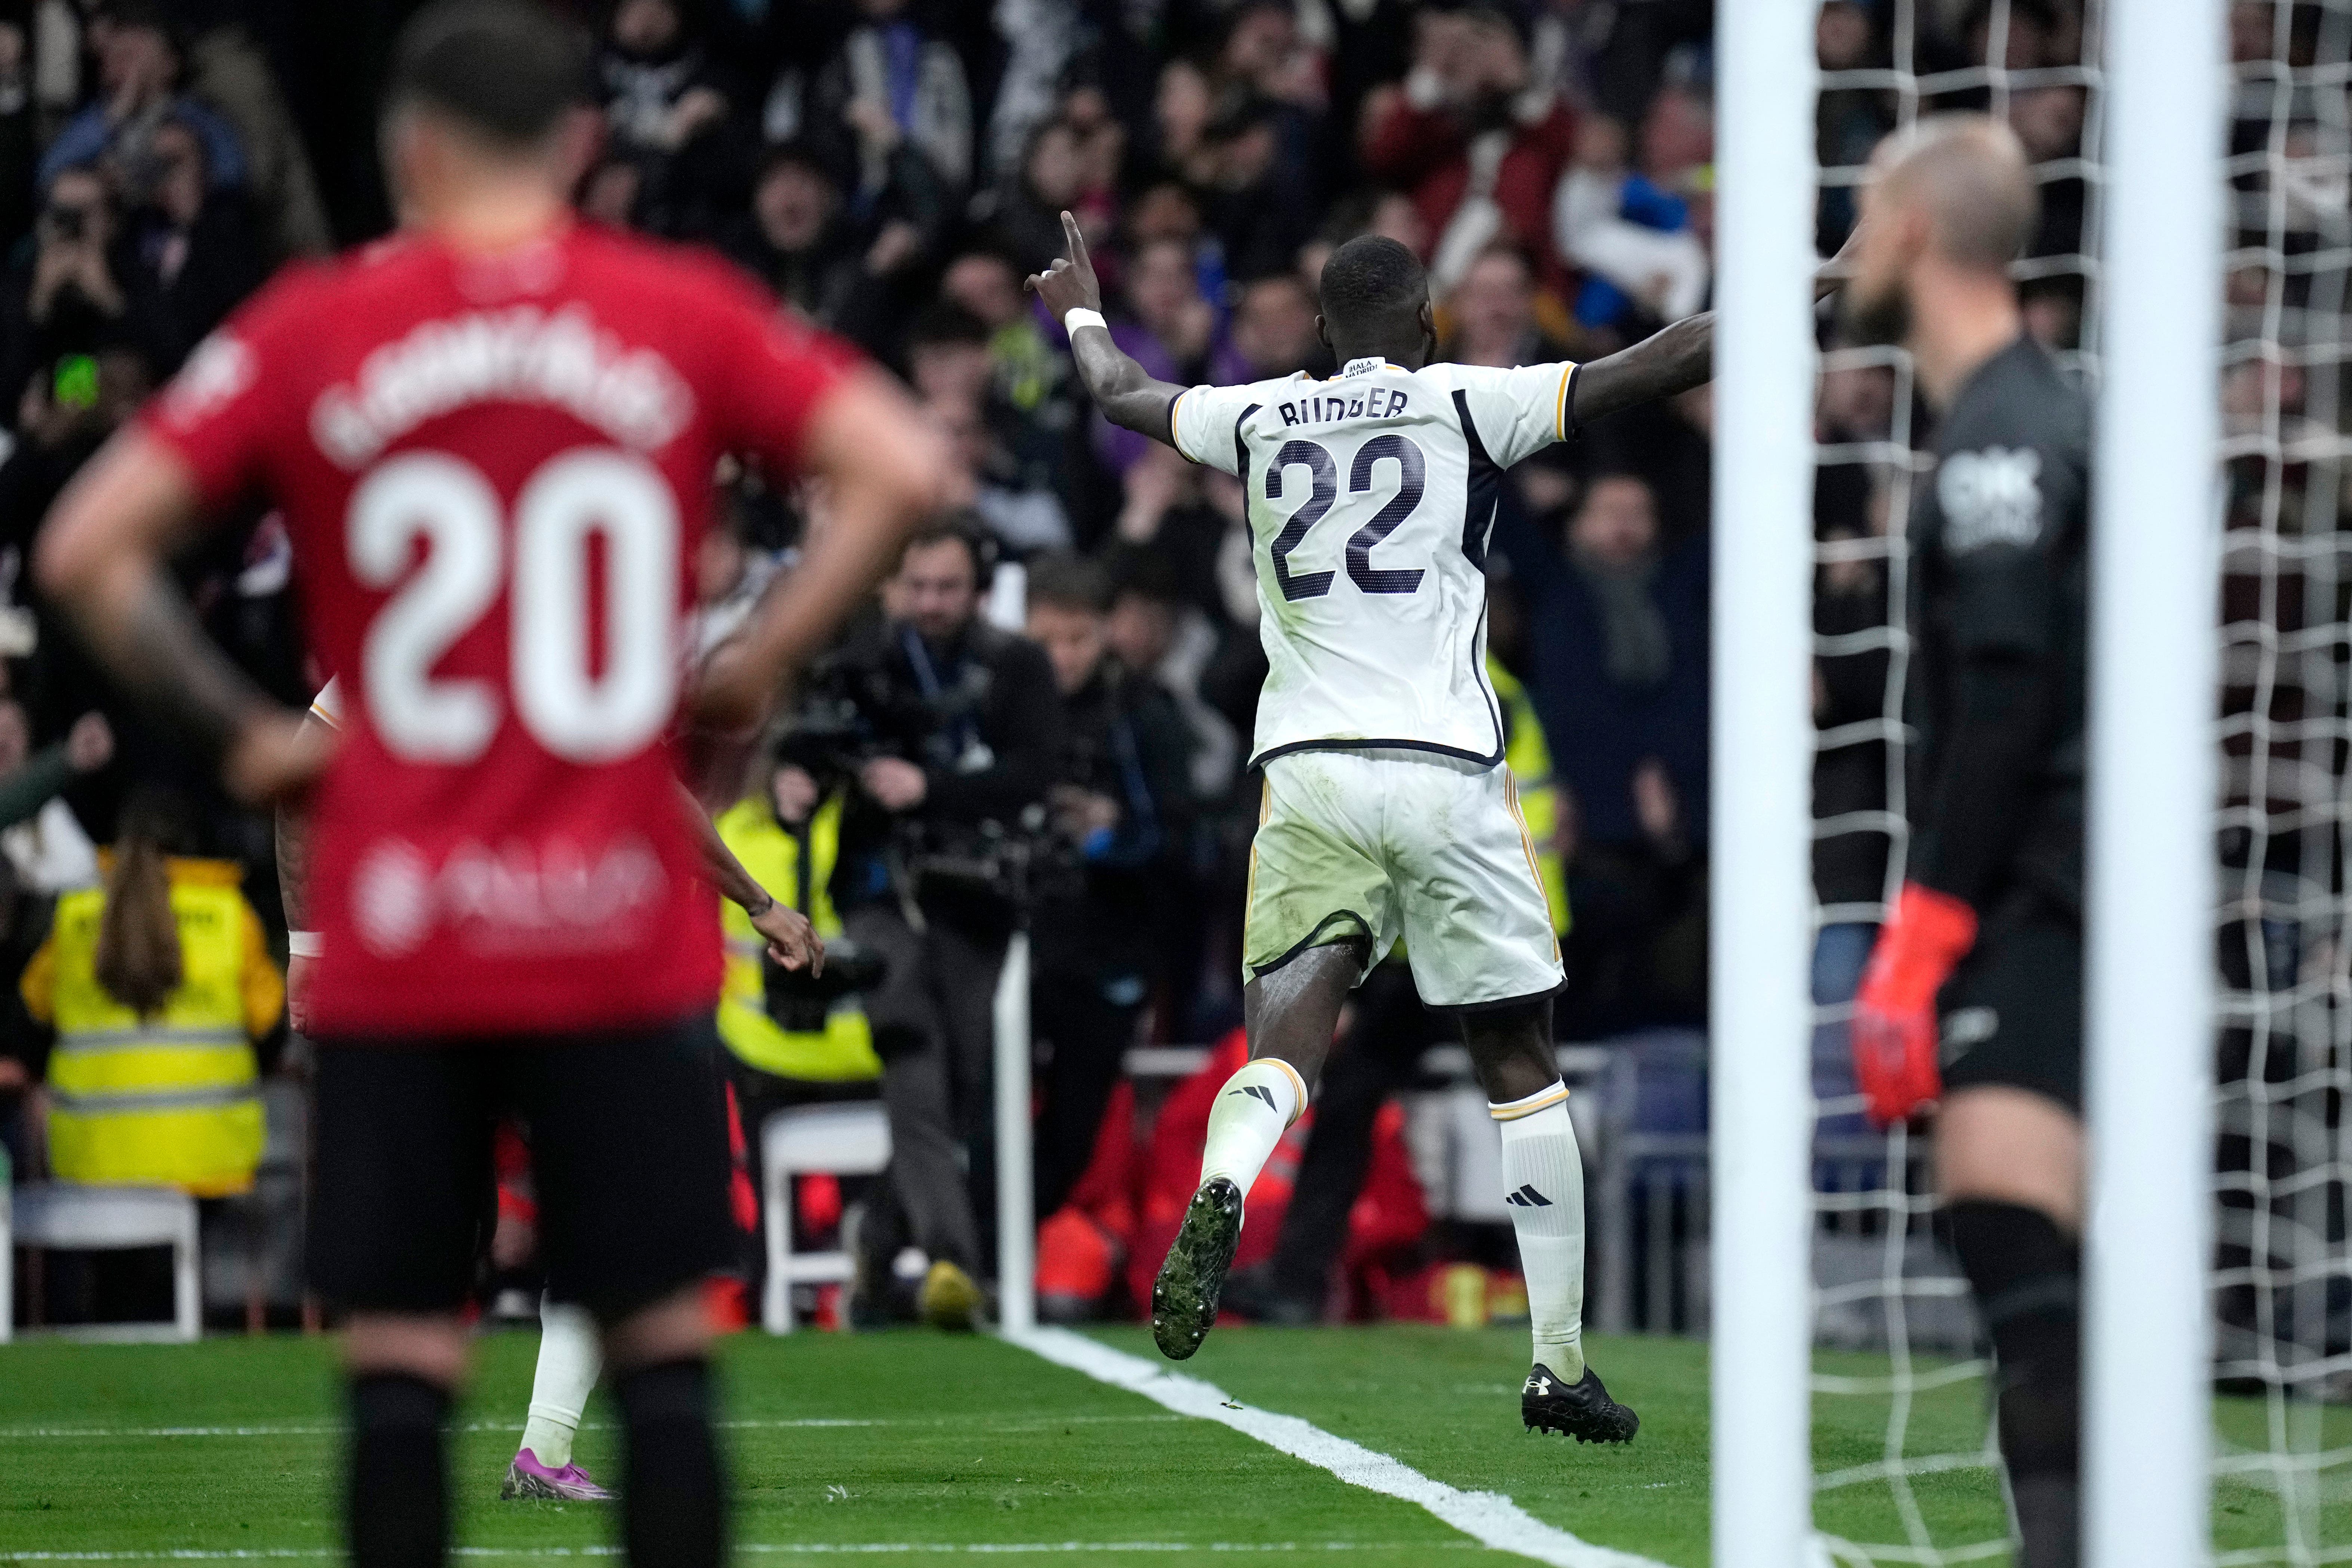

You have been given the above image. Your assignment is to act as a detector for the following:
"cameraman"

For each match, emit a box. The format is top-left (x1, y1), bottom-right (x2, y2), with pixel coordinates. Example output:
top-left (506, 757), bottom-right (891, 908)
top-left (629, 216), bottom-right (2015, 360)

top-left (831, 515), bottom-right (1063, 1327)
top-left (1022, 552), bottom-right (1194, 1216)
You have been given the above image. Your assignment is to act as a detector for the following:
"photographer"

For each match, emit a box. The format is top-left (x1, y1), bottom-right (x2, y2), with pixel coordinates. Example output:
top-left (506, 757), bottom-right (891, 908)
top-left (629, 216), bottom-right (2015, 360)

top-left (712, 744), bottom-right (883, 1303)
top-left (1021, 552), bottom-right (1194, 1217)
top-left (826, 516), bottom-right (1063, 1328)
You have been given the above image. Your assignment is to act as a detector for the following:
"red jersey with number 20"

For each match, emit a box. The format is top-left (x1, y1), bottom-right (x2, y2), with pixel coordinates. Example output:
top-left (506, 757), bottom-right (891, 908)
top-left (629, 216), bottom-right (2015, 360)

top-left (142, 223), bottom-right (855, 1038)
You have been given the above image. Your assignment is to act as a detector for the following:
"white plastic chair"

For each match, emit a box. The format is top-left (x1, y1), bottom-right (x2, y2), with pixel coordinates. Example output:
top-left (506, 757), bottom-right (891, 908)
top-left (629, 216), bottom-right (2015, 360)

top-left (7, 1183), bottom-right (201, 1342)
top-left (760, 1103), bottom-right (889, 1333)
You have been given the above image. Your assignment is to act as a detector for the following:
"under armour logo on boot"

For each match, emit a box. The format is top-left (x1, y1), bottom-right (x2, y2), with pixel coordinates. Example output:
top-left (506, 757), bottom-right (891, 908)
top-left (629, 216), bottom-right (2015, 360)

top-left (1505, 1185), bottom-right (1552, 1207)
top-left (1228, 1084), bottom-right (1280, 1112)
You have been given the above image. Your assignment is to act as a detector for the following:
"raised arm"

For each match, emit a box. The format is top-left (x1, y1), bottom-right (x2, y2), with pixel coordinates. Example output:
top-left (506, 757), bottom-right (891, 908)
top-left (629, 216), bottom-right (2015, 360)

top-left (1570, 234), bottom-right (1863, 429)
top-left (1027, 211), bottom-right (1185, 447)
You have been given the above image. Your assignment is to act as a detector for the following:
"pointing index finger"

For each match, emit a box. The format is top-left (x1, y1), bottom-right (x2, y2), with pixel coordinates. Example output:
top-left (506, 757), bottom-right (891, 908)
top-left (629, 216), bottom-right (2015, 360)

top-left (1061, 210), bottom-right (1089, 269)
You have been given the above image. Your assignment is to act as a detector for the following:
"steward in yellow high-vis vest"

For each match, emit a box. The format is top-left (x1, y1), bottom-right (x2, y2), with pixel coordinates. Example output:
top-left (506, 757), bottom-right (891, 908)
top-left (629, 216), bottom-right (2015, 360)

top-left (714, 790), bottom-right (879, 1084)
top-left (1491, 656), bottom-right (1572, 936)
top-left (21, 823), bottom-right (284, 1197)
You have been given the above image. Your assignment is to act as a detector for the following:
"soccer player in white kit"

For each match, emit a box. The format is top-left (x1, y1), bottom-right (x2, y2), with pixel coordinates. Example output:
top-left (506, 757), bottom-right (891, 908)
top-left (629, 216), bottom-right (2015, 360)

top-left (1031, 213), bottom-right (1735, 1442)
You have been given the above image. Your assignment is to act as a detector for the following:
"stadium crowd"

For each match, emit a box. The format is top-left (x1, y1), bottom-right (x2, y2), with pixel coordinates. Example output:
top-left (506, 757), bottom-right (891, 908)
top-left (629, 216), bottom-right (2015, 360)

top-left (0, 0), bottom-right (2112, 1330)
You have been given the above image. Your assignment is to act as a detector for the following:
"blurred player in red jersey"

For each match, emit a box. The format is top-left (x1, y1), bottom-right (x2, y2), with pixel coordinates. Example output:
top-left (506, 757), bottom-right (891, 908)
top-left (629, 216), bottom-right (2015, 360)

top-left (31, 4), bottom-right (946, 1565)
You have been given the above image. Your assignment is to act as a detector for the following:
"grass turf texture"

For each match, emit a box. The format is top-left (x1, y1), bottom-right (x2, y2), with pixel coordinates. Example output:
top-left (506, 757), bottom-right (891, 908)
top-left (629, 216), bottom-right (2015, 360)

top-left (0, 1326), bottom-right (2340, 1565)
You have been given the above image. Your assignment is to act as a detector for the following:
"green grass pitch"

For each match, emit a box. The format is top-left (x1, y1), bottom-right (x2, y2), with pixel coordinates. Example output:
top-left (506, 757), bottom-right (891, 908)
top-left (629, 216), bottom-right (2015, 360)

top-left (0, 1325), bottom-right (2337, 1565)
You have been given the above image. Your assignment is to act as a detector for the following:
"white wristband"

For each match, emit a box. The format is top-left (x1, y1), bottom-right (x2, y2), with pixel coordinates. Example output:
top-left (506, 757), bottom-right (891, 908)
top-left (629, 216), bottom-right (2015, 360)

top-left (287, 930), bottom-right (323, 958)
top-left (1063, 307), bottom-right (1107, 334)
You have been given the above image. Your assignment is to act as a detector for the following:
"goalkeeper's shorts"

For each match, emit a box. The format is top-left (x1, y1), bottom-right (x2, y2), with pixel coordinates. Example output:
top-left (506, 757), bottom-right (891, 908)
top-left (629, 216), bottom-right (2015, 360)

top-left (1938, 894), bottom-right (2082, 1117)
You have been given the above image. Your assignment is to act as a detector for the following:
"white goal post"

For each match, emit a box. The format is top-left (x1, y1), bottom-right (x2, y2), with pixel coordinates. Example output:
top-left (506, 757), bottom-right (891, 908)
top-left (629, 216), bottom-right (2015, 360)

top-left (1711, 0), bottom-right (2227, 1564)
top-left (1709, 0), bottom-right (1822, 1565)
top-left (2083, 4), bottom-right (2225, 1566)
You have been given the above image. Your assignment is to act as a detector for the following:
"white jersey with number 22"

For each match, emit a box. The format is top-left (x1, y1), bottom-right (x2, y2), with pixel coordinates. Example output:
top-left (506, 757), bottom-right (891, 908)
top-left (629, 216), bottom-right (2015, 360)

top-left (1171, 354), bottom-right (1577, 770)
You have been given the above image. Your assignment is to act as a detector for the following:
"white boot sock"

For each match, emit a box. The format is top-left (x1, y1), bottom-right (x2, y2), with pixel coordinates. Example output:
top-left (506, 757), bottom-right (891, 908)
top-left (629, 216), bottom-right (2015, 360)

top-left (518, 1297), bottom-right (601, 1467)
top-left (1494, 1084), bottom-right (1587, 1381)
top-left (1197, 1057), bottom-right (1309, 1202)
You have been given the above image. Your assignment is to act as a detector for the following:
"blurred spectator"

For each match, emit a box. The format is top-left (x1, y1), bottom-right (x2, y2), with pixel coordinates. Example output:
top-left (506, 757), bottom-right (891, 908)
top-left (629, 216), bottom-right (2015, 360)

top-left (981, 0), bottom-right (1082, 185)
top-left (1145, 57), bottom-right (1219, 189)
top-left (121, 114), bottom-right (267, 372)
top-left (38, 2), bottom-right (245, 201)
top-left (597, 0), bottom-right (736, 235)
top-left (1444, 243), bottom-right (1565, 368)
top-left (4, 165), bottom-right (142, 396)
top-left (1226, 271), bottom-right (1329, 380)
top-left (1023, 553), bottom-right (1193, 1216)
top-left (927, 392), bottom-right (1073, 557)
top-left (905, 301), bottom-right (994, 406)
top-left (1552, 106), bottom-right (1709, 336)
top-left (1103, 543), bottom-right (1250, 803)
top-left (1089, 236), bottom-right (1225, 477)
top-left (0, 700), bottom-right (107, 893)
top-left (768, 0), bottom-right (973, 199)
top-left (938, 249), bottom-right (1075, 491)
top-left (1196, 96), bottom-right (1316, 283)
top-left (719, 142), bottom-right (932, 352)
top-left (723, 145), bottom-right (857, 311)
top-left (991, 116), bottom-right (1097, 277)
top-left (1493, 471), bottom-right (1708, 854)
top-left (1360, 4), bottom-right (1577, 292)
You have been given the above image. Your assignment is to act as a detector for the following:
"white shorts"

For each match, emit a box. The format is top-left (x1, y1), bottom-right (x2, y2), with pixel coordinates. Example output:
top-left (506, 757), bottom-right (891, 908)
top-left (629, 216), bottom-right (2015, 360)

top-left (1242, 747), bottom-right (1564, 1011)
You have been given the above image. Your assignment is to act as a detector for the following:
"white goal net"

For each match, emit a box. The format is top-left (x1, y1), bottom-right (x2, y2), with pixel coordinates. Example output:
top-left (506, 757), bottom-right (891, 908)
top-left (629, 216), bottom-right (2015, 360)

top-left (1805, 2), bottom-right (2103, 1562)
top-left (1798, 0), bottom-right (2352, 1562)
top-left (1797, 0), bottom-right (2333, 1561)
top-left (2210, 2), bottom-right (2352, 1562)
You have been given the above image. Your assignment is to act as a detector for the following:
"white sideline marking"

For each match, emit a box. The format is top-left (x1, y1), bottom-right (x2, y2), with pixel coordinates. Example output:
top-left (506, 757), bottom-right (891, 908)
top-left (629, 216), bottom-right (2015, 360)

top-left (0, 1414), bottom-right (1180, 1440)
top-left (0, 1546), bottom-right (1474, 1561)
top-left (1003, 1328), bottom-right (1671, 1568)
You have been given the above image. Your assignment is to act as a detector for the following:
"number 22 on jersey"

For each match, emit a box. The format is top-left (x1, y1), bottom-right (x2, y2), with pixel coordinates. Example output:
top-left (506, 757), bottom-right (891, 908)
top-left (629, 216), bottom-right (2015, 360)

top-left (1265, 433), bottom-right (1429, 603)
top-left (347, 447), bottom-right (680, 766)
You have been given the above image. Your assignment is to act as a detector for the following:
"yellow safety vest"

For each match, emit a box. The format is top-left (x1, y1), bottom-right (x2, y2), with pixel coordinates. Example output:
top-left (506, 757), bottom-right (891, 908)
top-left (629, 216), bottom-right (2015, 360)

top-left (23, 857), bottom-right (284, 1197)
top-left (1491, 658), bottom-right (1573, 935)
top-left (714, 795), bottom-right (880, 1083)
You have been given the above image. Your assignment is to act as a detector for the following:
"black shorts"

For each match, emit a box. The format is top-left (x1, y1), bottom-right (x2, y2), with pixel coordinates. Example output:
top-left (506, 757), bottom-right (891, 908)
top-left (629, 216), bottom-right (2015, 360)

top-left (310, 1014), bottom-right (735, 1321)
top-left (1937, 899), bottom-right (2082, 1118)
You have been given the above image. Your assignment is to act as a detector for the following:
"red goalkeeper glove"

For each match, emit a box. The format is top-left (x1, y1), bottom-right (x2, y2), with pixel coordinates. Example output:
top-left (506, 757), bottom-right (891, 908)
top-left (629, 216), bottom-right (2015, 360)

top-left (1851, 882), bottom-right (1979, 1128)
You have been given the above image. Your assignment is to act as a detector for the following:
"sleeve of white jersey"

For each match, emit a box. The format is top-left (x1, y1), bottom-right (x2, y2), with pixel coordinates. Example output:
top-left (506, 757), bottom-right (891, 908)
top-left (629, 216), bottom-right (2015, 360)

top-left (308, 678), bottom-right (342, 731)
top-left (1168, 382), bottom-right (1261, 475)
top-left (1455, 361), bottom-right (1579, 469)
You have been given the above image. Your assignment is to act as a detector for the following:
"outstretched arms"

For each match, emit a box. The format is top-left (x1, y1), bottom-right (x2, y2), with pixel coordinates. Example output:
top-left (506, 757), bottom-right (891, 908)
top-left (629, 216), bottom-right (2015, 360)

top-left (1570, 308), bottom-right (1718, 428)
top-left (1027, 212), bottom-right (1185, 447)
top-left (1570, 232), bottom-right (1864, 430)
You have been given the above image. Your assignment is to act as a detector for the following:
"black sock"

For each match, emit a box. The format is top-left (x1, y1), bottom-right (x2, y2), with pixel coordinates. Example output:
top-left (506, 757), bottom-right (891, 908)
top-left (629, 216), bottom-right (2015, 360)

top-left (347, 1373), bottom-right (451, 1568)
top-left (1947, 1199), bottom-right (2081, 1568)
top-left (614, 1358), bottom-right (727, 1568)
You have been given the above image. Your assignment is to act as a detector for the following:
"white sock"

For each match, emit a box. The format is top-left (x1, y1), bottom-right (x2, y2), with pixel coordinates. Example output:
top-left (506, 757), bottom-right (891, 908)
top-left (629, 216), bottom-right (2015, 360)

top-left (1197, 1057), bottom-right (1308, 1203)
top-left (518, 1297), bottom-right (601, 1468)
top-left (1494, 1085), bottom-right (1586, 1381)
